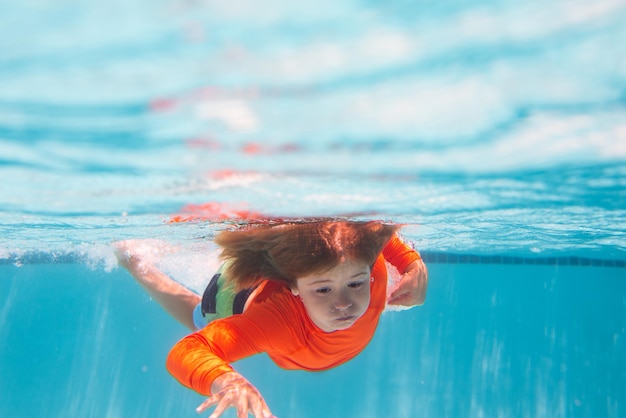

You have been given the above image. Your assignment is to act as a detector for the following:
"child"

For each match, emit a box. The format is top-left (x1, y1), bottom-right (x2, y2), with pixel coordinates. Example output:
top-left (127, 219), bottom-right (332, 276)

top-left (115, 219), bottom-right (428, 418)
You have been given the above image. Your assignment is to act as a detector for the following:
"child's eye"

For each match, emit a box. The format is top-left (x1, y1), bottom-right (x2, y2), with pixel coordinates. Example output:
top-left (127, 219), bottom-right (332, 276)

top-left (316, 287), bottom-right (331, 294)
top-left (348, 281), bottom-right (365, 289)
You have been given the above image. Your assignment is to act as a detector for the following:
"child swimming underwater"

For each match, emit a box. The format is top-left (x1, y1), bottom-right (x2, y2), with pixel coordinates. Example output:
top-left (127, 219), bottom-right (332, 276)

top-left (114, 219), bottom-right (428, 418)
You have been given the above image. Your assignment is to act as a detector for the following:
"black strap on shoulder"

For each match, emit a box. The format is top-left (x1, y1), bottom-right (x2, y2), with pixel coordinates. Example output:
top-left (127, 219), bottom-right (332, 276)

top-left (232, 286), bottom-right (257, 314)
top-left (201, 273), bottom-right (220, 315)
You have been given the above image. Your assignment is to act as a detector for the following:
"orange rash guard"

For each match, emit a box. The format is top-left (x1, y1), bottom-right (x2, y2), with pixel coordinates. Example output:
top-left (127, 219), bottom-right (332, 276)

top-left (166, 235), bottom-right (421, 395)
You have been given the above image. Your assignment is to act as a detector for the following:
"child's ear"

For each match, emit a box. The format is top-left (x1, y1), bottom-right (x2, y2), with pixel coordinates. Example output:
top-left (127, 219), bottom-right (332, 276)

top-left (290, 284), bottom-right (300, 297)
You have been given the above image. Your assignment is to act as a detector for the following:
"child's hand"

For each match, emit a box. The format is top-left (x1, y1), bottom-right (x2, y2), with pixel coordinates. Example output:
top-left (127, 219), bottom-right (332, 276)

top-left (112, 240), bottom-right (139, 269)
top-left (197, 372), bottom-right (276, 418)
top-left (387, 259), bottom-right (428, 307)
top-left (112, 239), bottom-right (177, 270)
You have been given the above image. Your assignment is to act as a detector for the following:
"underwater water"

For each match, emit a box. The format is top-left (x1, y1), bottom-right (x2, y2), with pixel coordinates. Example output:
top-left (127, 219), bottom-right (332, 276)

top-left (1, 0), bottom-right (626, 417)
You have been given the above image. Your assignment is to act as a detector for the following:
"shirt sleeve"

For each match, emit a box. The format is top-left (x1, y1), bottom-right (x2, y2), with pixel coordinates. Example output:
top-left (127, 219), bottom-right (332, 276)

top-left (166, 292), bottom-right (298, 395)
top-left (382, 234), bottom-right (421, 273)
top-left (166, 329), bottom-right (232, 395)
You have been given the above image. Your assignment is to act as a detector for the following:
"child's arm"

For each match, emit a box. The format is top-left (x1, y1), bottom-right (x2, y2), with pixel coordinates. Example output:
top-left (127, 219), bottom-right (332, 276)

top-left (382, 235), bottom-right (429, 307)
top-left (387, 258), bottom-right (428, 306)
top-left (115, 240), bottom-right (276, 417)
top-left (166, 311), bottom-right (285, 418)
top-left (113, 239), bottom-right (200, 331)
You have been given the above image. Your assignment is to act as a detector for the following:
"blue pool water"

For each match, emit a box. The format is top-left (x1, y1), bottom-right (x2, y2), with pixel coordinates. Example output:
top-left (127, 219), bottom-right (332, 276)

top-left (1, 0), bottom-right (626, 417)
top-left (2, 262), bottom-right (624, 417)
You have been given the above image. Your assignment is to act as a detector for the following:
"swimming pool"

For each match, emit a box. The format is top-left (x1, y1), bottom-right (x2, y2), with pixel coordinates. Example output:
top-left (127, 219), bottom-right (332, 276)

top-left (1, 0), bottom-right (625, 417)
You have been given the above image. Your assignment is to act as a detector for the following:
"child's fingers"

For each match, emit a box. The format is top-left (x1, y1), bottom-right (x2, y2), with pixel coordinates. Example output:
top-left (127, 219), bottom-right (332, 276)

top-left (389, 280), bottom-right (411, 300)
top-left (388, 274), bottom-right (426, 306)
top-left (207, 395), bottom-right (233, 418)
top-left (248, 396), bottom-right (264, 417)
top-left (235, 401), bottom-right (249, 418)
top-left (196, 394), bottom-right (219, 413)
top-left (248, 392), bottom-right (275, 418)
top-left (197, 384), bottom-right (274, 418)
top-left (387, 292), bottom-right (412, 306)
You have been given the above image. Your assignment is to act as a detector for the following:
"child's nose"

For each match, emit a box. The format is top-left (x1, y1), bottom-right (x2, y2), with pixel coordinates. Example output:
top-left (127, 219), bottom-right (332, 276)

top-left (332, 295), bottom-right (353, 311)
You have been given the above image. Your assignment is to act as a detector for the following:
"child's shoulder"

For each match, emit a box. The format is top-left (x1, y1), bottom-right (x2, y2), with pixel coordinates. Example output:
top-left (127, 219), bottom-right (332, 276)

top-left (248, 279), bottom-right (293, 306)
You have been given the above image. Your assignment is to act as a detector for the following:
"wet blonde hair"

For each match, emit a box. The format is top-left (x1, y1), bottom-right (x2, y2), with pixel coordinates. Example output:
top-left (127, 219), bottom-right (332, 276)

top-left (214, 219), bottom-right (400, 290)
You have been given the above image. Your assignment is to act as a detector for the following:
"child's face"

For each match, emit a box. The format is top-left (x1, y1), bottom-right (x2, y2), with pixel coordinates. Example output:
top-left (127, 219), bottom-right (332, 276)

top-left (291, 258), bottom-right (371, 332)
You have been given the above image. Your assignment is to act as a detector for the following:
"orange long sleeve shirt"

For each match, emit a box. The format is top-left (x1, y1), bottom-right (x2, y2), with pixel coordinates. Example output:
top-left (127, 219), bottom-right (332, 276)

top-left (166, 235), bottom-right (420, 395)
